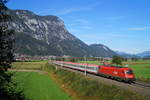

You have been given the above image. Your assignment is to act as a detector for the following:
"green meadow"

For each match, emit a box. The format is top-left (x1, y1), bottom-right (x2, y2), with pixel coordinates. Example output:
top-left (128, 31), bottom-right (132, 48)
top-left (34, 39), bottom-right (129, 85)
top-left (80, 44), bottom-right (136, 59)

top-left (128, 63), bottom-right (150, 79)
top-left (12, 72), bottom-right (71, 100)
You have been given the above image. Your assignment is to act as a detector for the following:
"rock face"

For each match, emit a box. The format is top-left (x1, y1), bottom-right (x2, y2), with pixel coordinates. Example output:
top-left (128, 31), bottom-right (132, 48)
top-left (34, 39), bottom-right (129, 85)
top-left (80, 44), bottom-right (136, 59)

top-left (10, 10), bottom-right (75, 44)
top-left (9, 9), bottom-right (116, 57)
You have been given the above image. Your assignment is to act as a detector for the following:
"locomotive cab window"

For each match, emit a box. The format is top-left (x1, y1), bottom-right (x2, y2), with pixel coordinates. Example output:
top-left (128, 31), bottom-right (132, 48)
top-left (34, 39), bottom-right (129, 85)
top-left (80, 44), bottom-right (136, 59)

top-left (126, 70), bottom-right (133, 74)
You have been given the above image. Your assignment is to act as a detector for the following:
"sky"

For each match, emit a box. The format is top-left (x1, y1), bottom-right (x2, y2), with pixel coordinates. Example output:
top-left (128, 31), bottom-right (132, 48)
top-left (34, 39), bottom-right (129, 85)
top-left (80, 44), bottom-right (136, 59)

top-left (7, 0), bottom-right (150, 54)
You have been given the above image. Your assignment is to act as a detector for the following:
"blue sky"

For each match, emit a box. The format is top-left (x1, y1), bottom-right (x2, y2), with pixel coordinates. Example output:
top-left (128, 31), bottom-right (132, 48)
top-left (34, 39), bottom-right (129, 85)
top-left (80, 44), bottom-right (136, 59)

top-left (7, 0), bottom-right (150, 54)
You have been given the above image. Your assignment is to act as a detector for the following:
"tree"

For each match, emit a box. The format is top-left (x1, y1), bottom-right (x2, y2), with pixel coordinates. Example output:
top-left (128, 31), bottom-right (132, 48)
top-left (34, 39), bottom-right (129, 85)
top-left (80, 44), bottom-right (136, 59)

top-left (0, 0), bottom-right (15, 71)
top-left (0, 0), bottom-right (25, 99)
top-left (112, 55), bottom-right (123, 65)
top-left (69, 57), bottom-right (78, 62)
top-left (131, 57), bottom-right (138, 61)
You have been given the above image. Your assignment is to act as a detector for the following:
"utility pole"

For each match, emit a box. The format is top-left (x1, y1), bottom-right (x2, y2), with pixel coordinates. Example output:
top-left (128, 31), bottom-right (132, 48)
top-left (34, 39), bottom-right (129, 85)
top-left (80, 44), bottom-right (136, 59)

top-left (84, 56), bottom-right (87, 76)
top-left (61, 57), bottom-right (63, 67)
top-left (49, 56), bottom-right (51, 64)
top-left (55, 57), bottom-right (57, 70)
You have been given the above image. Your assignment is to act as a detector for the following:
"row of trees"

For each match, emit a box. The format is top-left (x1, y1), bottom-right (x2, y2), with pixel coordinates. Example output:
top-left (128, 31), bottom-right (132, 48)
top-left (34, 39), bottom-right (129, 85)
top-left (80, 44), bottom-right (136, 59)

top-left (52, 56), bottom-right (138, 66)
top-left (52, 56), bottom-right (138, 65)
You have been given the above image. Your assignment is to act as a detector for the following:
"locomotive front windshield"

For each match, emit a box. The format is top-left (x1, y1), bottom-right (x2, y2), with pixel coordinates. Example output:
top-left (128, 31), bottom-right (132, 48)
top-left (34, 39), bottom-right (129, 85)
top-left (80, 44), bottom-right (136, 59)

top-left (126, 70), bottom-right (133, 74)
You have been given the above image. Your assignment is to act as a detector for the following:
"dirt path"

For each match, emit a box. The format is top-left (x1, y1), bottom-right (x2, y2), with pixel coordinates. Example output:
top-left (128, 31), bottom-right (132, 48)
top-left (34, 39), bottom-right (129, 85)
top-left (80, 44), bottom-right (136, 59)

top-left (8, 69), bottom-right (48, 75)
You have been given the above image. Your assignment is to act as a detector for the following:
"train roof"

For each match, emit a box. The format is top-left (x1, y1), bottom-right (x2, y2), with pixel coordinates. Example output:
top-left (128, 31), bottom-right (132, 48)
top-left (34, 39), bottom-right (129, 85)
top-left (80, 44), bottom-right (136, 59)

top-left (54, 61), bottom-right (131, 69)
top-left (100, 64), bottom-right (128, 68)
top-left (55, 61), bottom-right (99, 67)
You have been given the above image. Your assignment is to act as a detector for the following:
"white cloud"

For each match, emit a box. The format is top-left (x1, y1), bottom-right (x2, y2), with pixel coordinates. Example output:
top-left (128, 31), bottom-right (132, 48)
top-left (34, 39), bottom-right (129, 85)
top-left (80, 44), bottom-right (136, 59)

top-left (75, 19), bottom-right (89, 24)
top-left (69, 23), bottom-right (77, 26)
top-left (54, 8), bottom-right (78, 15)
top-left (53, 2), bottom-right (101, 16)
top-left (54, 7), bottom-right (92, 15)
top-left (128, 26), bottom-right (150, 31)
top-left (67, 18), bottom-right (92, 31)
top-left (77, 32), bottom-right (128, 41)
top-left (81, 26), bottom-right (93, 30)
top-left (68, 29), bottom-right (81, 33)
top-left (35, 9), bottom-right (54, 15)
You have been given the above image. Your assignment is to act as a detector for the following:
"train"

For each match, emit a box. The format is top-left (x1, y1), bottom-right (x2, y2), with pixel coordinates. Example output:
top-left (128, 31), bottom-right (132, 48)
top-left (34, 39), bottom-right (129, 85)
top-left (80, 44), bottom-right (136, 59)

top-left (52, 61), bottom-right (136, 83)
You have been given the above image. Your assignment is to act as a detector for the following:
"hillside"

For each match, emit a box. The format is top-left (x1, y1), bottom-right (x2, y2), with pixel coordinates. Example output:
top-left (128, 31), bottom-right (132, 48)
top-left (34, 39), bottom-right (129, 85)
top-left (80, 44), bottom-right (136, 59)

top-left (115, 51), bottom-right (139, 58)
top-left (90, 44), bottom-right (116, 57)
top-left (136, 51), bottom-right (150, 58)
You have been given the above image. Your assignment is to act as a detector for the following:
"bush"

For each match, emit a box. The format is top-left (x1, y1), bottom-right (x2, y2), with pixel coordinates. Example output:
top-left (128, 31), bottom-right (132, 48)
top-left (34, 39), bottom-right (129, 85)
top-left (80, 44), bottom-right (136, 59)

top-left (0, 71), bottom-right (25, 100)
top-left (112, 55), bottom-right (123, 65)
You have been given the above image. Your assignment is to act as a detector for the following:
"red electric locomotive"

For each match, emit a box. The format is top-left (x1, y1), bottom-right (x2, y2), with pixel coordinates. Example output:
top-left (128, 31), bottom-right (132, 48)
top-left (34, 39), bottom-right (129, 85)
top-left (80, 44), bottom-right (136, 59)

top-left (53, 61), bottom-right (135, 83)
top-left (98, 65), bottom-right (135, 83)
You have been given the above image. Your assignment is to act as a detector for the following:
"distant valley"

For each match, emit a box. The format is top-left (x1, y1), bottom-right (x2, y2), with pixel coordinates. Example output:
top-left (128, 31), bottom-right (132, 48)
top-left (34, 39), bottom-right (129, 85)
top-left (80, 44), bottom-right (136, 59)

top-left (116, 51), bottom-right (150, 58)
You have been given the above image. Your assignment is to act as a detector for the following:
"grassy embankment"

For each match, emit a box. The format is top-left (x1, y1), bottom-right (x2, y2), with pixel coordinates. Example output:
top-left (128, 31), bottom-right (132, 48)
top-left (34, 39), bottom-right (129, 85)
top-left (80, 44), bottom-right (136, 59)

top-left (11, 61), bottom-right (71, 100)
top-left (78, 60), bottom-right (150, 82)
top-left (45, 62), bottom-right (149, 100)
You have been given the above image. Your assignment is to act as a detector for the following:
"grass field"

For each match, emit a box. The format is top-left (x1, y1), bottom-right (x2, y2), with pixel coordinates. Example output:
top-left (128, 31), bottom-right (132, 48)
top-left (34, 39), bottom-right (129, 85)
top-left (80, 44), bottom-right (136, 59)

top-left (12, 61), bottom-right (47, 70)
top-left (12, 72), bottom-right (71, 100)
top-left (78, 60), bottom-right (150, 79)
top-left (128, 64), bottom-right (150, 79)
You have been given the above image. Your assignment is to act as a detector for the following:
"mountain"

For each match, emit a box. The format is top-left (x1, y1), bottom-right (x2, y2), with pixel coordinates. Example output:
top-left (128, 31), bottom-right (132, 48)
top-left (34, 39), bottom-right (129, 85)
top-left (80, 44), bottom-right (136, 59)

top-left (15, 32), bottom-right (57, 56)
top-left (136, 51), bottom-right (150, 58)
top-left (143, 55), bottom-right (150, 58)
top-left (8, 9), bottom-right (116, 57)
top-left (115, 51), bottom-right (139, 58)
top-left (9, 9), bottom-right (91, 56)
top-left (89, 44), bottom-right (116, 57)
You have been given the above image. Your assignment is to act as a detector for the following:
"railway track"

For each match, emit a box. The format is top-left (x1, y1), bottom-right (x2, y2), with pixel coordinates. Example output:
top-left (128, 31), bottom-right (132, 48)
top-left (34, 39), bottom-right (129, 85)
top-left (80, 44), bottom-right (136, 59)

top-left (132, 81), bottom-right (150, 95)
top-left (53, 64), bottom-right (150, 97)
top-left (134, 81), bottom-right (150, 88)
top-left (88, 73), bottom-right (150, 97)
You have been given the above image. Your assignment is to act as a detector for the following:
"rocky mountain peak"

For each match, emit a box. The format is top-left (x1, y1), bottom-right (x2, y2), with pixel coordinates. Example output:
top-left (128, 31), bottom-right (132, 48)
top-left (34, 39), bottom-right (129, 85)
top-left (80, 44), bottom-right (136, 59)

top-left (9, 9), bottom-right (75, 44)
